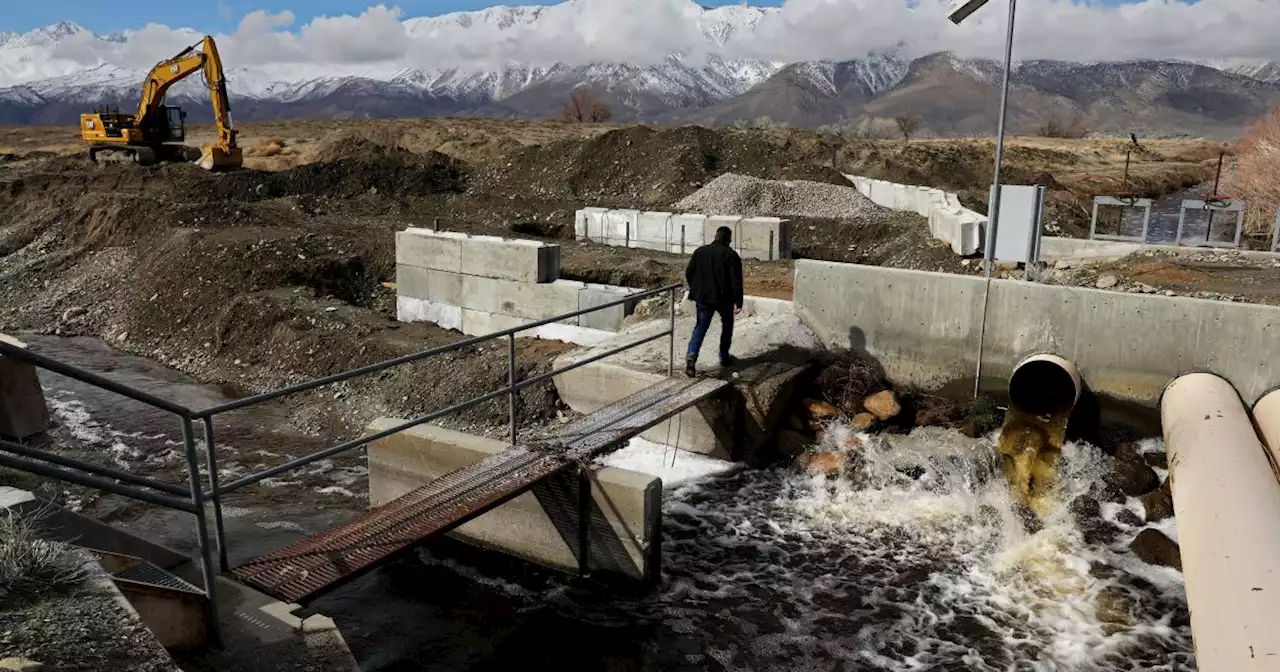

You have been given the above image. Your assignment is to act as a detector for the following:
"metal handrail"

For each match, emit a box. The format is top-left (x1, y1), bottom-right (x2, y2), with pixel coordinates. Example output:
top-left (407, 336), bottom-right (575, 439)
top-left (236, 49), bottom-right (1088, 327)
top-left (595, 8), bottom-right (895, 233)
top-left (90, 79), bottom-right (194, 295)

top-left (191, 283), bottom-right (677, 418)
top-left (0, 279), bottom-right (683, 651)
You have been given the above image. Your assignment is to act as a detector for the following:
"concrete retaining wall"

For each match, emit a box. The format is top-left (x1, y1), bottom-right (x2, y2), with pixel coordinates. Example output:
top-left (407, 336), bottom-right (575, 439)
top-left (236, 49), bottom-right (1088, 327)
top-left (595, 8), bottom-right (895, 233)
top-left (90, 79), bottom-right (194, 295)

top-left (844, 175), bottom-right (985, 256)
top-left (575, 209), bottom-right (792, 261)
top-left (395, 228), bottom-right (641, 345)
top-left (0, 333), bottom-right (49, 440)
top-left (1040, 236), bottom-right (1280, 264)
top-left (794, 260), bottom-right (1280, 407)
top-left (366, 420), bottom-right (660, 581)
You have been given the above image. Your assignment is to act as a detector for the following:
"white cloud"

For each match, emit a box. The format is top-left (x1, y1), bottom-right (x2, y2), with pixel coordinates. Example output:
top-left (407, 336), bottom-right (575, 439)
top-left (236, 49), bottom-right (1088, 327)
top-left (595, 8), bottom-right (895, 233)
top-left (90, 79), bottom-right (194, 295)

top-left (217, 1), bottom-right (234, 21)
top-left (14, 0), bottom-right (1280, 86)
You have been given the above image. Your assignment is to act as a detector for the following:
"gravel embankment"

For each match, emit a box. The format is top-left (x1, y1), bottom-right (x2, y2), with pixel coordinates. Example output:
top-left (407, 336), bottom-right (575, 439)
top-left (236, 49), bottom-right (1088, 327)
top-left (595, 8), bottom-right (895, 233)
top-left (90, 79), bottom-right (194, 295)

top-left (673, 173), bottom-right (888, 220)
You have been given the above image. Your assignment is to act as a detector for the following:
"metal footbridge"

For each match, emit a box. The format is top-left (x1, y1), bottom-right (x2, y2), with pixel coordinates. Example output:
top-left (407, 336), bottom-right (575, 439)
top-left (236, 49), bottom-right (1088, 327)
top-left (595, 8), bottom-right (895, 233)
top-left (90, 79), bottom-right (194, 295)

top-left (0, 283), bottom-right (726, 644)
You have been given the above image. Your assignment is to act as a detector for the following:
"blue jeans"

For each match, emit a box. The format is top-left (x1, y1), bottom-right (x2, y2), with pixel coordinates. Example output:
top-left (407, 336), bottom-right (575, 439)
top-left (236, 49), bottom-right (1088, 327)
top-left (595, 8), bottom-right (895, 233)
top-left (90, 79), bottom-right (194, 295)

top-left (687, 303), bottom-right (734, 363)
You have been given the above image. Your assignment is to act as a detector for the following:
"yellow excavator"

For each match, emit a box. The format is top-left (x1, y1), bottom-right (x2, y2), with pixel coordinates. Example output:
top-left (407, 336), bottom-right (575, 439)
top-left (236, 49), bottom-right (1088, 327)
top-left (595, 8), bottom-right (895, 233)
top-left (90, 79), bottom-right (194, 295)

top-left (80, 35), bottom-right (242, 170)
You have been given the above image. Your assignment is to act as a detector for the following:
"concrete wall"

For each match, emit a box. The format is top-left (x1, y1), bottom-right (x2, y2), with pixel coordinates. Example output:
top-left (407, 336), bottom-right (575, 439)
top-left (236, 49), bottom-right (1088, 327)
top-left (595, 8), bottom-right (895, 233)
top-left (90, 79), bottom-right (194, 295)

top-left (395, 228), bottom-right (641, 346)
top-left (366, 420), bottom-right (660, 581)
top-left (794, 260), bottom-right (1280, 407)
top-left (845, 175), bottom-right (985, 256)
top-left (0, 333), bottom-right (49, 440)
top-left (1041, 236), bottom-right (1280, 264)
top-left (575, 209), bottom-right (792, 261)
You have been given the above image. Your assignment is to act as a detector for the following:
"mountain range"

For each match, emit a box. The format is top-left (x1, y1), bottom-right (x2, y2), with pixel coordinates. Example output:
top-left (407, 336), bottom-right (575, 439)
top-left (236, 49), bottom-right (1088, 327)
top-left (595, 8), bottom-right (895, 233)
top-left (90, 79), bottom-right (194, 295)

top-left (1, 4), bottom-right (1278, 139)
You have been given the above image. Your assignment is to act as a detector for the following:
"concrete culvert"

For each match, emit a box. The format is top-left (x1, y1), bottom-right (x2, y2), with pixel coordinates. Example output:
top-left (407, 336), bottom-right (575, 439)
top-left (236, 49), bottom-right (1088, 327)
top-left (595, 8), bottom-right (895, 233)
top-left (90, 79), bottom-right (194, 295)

top-left (1008, 354), bottom-right (1082, 417)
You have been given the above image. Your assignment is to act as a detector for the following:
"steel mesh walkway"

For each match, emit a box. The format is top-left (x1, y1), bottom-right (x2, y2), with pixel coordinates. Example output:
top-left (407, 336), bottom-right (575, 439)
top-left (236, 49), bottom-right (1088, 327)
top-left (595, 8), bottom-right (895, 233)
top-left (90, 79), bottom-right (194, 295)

top-left (229, 376), bottom-right (727, 603)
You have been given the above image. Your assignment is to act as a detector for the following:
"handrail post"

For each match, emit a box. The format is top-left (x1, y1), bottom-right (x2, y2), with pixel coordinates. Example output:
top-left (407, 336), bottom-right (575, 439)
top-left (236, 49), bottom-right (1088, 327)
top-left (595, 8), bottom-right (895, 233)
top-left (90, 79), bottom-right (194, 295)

top-left (181, 417), bottom-right (223, 648)
top-left (668, 285), bottom-right (677, 378)
top-left (203, 418), bottom-right (229, 573)
top-left (577, 466), bottom-right (591, 578)
top-left (508, 334), bottom-right (517, 448)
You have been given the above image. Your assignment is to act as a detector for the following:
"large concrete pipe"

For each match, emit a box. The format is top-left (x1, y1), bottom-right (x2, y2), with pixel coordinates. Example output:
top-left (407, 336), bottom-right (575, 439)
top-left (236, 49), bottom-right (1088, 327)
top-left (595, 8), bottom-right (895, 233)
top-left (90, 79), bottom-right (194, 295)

top-left (1251, 386), bottom-right (1280, 477)
top-left (1162, 372), bottom-right (1280, 669)
top-left (1007, 353), bottom-right (1081, 417)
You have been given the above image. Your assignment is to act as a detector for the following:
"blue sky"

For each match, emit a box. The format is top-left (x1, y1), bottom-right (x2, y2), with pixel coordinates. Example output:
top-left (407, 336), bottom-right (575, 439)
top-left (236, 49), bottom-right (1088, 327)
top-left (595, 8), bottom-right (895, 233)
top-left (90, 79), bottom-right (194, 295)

top-left (4, 0), bottom-right (1143, 35)
top-left (4, 1), bottom-right (782, 34)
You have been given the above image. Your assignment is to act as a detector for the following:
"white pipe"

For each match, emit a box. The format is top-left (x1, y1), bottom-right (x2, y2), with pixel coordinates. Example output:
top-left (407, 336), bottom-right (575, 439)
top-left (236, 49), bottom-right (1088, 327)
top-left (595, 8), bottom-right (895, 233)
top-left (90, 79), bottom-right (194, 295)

top-left (1162, 372), bottom-right (1280, 670)
top-left (1008, 353), bottom-right (1081, 417)
top-left (1251, 386), bottom-right (1280, 479)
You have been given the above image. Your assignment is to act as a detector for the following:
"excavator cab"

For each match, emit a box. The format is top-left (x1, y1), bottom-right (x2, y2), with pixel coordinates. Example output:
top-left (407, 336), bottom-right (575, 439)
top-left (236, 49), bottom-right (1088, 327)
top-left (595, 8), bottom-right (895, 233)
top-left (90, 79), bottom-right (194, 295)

top-left (138, 105), bottom-right (186, 143)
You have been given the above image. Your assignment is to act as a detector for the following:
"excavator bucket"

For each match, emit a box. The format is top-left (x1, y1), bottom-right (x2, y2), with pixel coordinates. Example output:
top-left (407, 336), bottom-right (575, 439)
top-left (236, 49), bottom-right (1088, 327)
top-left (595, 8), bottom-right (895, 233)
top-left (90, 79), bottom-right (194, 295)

top-left (198, 144), bottom-right (242, 171)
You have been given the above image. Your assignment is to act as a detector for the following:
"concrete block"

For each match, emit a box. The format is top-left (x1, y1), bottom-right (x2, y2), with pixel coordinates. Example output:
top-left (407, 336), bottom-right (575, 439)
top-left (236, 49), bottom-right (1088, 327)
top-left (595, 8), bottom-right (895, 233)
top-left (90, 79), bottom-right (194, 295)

top-left (460, 275), bottom-right (581, 321)
top-left (0, 334), bottom-right (48, 441)
top-left (576, 207), bottom-right (608, 240)
top-left (578, 284), bottom-right (638, 331)
top-left (397, 296), bottom-right (463, 331)
top-left (915, 186), bottom-right (934, 217)
top-left (459, 308), bottom-right (615, 346)
top-left (738, 217), bottom-right (791, 261)
top-left (669, 214), bottom-right (707, 254)
top-left (604, 209), bottom-right (640, 246)
top-left (704, 215), bottom-right (742, 249)
top-left (395, 229), bottom-right (463, 273)
top-left (636, 212), bottom-right (672, 249)
top-left (367, 420), bottom-right (659, 580)
top-left (395, 265), bottom-right (463, 305)
top-left (459, 236), bottom-right (560, 283)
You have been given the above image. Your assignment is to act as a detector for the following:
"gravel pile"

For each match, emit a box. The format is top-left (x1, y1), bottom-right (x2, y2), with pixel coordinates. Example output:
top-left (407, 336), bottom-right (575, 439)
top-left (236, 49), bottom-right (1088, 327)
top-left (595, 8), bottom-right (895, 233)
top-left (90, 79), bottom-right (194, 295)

top-left (673, 173), bottom-right (887, 221)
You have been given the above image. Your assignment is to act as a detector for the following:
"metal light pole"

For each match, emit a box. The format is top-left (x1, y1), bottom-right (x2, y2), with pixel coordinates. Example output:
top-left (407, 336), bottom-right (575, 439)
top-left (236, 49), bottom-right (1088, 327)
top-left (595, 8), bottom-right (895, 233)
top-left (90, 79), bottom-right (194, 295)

top-left (949, 0), bottom-right (1018, 398)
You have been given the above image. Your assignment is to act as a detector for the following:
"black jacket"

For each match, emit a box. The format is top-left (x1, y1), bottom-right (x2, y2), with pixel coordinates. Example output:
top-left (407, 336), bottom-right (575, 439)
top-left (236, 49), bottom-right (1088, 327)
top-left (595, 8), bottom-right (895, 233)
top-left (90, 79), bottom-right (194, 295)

top-left (685, 241), bottom-right (743, 308)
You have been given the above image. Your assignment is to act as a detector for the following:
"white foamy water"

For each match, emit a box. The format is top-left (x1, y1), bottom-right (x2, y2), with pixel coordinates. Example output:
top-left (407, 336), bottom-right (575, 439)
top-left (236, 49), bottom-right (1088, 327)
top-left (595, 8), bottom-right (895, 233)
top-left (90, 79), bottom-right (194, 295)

top-left (601, 437), bottom-right (742, 487)
top-left (577, 423), bottom-right (1195, 671)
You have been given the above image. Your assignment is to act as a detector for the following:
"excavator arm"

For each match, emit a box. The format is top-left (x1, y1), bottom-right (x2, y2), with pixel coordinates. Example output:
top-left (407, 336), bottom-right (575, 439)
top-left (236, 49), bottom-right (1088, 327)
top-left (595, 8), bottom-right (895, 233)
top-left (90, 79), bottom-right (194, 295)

top-left (134, 35), bottom-right (241, 170)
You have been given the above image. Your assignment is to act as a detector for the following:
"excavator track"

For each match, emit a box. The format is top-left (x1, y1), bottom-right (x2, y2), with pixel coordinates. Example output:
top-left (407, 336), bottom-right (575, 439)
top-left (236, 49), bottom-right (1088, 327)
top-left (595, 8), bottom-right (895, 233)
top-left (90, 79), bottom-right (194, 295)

top-left (88, 145), bottom-right (157, 166)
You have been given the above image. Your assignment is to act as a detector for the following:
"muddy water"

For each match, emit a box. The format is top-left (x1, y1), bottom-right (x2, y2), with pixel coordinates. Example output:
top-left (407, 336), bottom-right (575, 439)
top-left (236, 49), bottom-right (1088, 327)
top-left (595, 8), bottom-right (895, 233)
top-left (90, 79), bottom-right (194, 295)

top-left (997, 408), bottom-right (1070, 517)
top-left (14, 334), bottom-right (363, 560)
top-left (11, 336), bottom-right (1194, 670)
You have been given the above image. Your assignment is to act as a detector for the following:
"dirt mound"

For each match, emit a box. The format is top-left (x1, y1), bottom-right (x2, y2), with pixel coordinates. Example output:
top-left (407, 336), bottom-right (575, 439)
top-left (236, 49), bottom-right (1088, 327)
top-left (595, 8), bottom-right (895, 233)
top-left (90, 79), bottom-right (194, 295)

top-left (470, 125), bottom-right (849, 208)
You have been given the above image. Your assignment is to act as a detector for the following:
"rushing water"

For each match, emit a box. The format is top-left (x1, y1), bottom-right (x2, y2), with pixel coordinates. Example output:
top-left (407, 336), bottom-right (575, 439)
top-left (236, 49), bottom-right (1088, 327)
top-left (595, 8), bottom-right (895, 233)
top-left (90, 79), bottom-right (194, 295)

top-left (318, 423), bottom-right (1194, 671)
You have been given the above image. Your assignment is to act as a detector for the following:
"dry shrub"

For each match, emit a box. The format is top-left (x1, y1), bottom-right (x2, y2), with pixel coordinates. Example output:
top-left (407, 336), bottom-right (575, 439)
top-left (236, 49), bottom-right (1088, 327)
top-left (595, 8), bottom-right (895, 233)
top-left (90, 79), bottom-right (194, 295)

top-left (1229, 106), bottom-right (1280, 235)
top-left (245, 137), bottom-right (287, 158)
top-left (0, 506), bottom-right (89, 602)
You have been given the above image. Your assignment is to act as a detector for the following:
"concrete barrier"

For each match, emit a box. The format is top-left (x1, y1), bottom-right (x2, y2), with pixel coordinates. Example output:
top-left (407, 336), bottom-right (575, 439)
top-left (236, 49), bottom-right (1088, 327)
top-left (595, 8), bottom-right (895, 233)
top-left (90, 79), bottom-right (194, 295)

top-left (366, 420), bottom-right (660, 581)
top-left (395, 228), bottom-right (642, 343)
top-left (573, 209), bottom-right (792, 260)
top-left (1040, 236), bottom-right (1280, 264)
top-left (0, 333), bottom-right (49, 440)
top-left (793, 260), bottom-right (1280, 407)
top-left (846, 174), bottom-right (986, 255)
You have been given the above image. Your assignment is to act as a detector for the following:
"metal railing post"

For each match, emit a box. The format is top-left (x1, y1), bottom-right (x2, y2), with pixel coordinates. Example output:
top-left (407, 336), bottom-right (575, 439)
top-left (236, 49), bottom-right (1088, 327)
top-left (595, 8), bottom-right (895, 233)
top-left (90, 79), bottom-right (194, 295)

top-left (577, 466), bottom-right (591, 578)
top-left (668, 286), bottom-right (677, 378)
top-left (508, 334), bottom-right (517, 448)
top-left (181, 417), bottom-right (223, 648)
top-left (203, 418), bottom-right (229, 573)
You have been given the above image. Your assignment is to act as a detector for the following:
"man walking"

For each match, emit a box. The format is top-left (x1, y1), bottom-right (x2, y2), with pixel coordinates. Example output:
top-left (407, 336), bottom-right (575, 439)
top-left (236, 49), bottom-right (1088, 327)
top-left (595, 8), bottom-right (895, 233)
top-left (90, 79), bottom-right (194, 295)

top-left (684, 225), bottom-right (743, 376)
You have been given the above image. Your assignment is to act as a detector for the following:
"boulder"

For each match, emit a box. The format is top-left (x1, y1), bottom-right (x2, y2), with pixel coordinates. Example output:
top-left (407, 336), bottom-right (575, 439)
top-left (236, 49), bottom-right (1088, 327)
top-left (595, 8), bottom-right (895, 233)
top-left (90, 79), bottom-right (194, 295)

top-left (1081, 519), bottom-right (1121, 546)
top-left (1140, 488), bottom-right (1175, 522)
top-left (777, 430), bottom-right (812, 459)
top-left (1091, 481), bottom-right (1128, 504)
top-left (1096, 274), bottom-right (1119, 289)
top-left (851, 413), bottom-right (876, 431)
top-left (1105, 456), bottom-right (1160, 496)
top-left (798, 451), bottom-right (844, 476)
top-left (1067, 495), bottom-right (1101, 523)
top-left (863, 391), bottom-right (901, 421)
top-left (1114, 508), bottom-right (1144, 528)
top-left (1144, 452), bottom-right (1168, 470)
top-left (806, 399), bottom-right (842, 420)
top-left (1129, 528), bottom-right (1182, 570)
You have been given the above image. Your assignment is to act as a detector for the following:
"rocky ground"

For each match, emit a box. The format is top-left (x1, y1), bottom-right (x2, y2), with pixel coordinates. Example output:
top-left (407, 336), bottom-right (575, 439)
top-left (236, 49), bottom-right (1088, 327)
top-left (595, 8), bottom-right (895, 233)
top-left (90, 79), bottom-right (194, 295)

top-left (1044, 248), bottom-right (1280, 305)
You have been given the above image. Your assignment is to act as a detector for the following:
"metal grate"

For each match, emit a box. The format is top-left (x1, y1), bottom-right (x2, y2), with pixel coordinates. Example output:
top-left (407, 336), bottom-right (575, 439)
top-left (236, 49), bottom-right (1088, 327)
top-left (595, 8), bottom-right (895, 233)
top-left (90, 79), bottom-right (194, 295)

top-left (114, 561), bottom-right (204, 594)
top-left (228, 376), bottom-right (729, 604)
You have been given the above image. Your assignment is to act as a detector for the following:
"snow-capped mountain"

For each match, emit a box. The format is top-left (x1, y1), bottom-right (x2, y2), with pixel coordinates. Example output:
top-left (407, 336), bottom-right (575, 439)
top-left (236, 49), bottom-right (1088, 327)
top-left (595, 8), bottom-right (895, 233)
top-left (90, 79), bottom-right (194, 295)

top-left (0, 3), bottom-right (1277, 135)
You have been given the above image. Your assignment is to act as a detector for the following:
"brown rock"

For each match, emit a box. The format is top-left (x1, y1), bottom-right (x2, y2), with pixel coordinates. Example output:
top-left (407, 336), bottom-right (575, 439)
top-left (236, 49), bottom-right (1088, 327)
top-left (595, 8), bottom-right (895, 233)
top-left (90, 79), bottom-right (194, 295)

top-left (1129, 528), bottom-right (1182, 570)
top-left (1114, 508), bottom-right (1144, 528)
top-left (851, 412), bottom-right (876, 431)
top-left (843, 435), bottom-right (864, 451)
top-left (797, 451), bottom-right (845, 476)
top-left (1105, 455), bottom-right (1160, 496)
top-left (788, 412), bottom-right (807, 431)
top-left (806, 399), bottom-right (842, 420)
top-left (777, 430), bottom-right (812, 459)
top-left (863, 390), bottom-right (901, 421)
top-left (1140, 488), bottom-right (1175, 522)
top-left (1144, 451), bottom-right (1168, 470)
